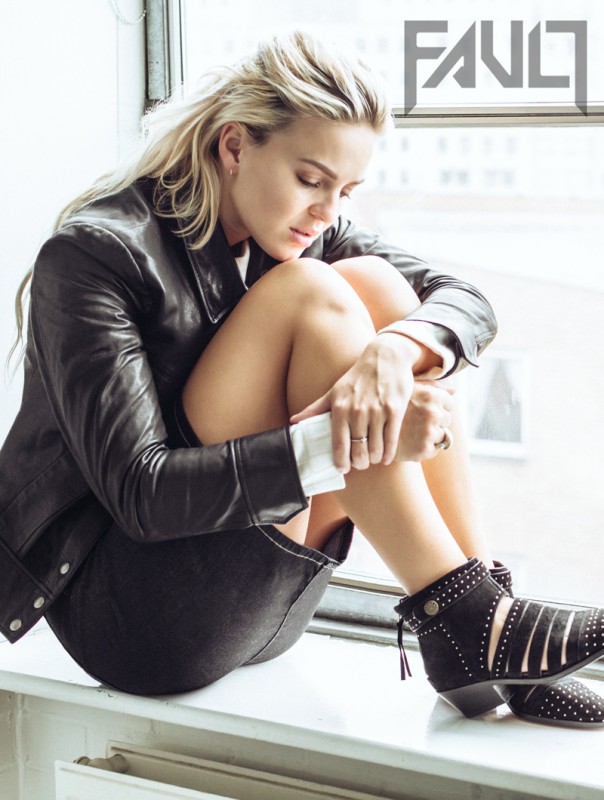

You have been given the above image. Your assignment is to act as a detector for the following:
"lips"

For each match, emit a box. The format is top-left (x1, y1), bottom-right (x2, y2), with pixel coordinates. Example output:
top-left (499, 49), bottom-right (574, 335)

top-left (290, 227), bottom-right (319, 246)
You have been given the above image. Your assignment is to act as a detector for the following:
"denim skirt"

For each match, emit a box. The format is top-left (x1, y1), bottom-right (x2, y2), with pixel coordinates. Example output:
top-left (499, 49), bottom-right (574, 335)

top-left (46, 400), bottom-right (353, 696)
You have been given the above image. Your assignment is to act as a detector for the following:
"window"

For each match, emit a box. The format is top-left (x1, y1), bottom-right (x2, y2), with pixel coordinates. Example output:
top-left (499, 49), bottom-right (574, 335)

top-left (169, 0), bottom-right (604, 615)
top-left (344, 124), bottom-right (604, 609)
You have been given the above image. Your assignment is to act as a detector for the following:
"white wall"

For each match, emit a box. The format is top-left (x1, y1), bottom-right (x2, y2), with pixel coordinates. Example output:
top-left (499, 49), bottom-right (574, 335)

top-left (0, 0), bottom-right (146, 443)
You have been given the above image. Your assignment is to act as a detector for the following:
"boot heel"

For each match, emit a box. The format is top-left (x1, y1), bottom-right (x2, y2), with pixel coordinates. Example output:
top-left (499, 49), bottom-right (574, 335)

top-left (440, 683), bottom-right (503, 718)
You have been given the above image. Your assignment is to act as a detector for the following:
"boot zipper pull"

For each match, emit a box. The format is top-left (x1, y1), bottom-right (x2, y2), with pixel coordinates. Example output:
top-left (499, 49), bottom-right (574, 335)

top-left (397, 617), bottom-right (412, 680)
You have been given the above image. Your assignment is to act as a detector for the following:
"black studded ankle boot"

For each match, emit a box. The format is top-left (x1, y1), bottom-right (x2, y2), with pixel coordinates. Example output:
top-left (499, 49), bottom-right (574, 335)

top-left (489, 561), bottom-right (604, 727)
top-left (395, 558), bottom-right (604, 720)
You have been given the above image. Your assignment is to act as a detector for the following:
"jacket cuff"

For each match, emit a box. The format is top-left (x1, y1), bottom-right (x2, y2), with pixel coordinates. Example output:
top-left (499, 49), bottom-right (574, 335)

top-left (233, 427), bottom-right (309, 525)
top-left (404, 312), bottom-right (480, 373)
top-left (0, 539), bottom-right (50, 643)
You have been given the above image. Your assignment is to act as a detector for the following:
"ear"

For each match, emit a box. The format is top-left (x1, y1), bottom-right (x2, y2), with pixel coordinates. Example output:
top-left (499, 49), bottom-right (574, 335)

top-left (217, 122), bottom-right (245, 175)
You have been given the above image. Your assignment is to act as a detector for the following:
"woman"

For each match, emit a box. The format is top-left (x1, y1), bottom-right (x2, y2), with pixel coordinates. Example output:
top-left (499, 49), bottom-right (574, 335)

top-left (1, 31), bottom-right (602, 727)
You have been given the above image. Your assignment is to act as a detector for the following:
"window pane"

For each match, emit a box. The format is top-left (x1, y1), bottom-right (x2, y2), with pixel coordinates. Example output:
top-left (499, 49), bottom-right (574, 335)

top-left (344, 125), bottom-right (604, 606)
top-left (183, 0), bottom-right (604, 106)
top-left (181, 1), bottom-right (604, 607)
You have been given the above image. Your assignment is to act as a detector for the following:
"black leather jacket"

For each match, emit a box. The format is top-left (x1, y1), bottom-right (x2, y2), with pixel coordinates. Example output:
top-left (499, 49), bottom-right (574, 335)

top-left (0, 181), bottom-right (497, 642)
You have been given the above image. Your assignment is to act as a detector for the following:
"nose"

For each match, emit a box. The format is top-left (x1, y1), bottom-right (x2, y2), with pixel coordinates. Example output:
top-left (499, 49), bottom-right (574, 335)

top-left (309, 192), bottom-right (339, 225)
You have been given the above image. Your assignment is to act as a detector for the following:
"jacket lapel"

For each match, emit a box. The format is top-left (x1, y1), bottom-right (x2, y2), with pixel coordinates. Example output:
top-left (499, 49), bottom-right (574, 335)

top-left (182, 226), bottom-right (280, 319)
top-left (180, 221), bottom-right (246, 325)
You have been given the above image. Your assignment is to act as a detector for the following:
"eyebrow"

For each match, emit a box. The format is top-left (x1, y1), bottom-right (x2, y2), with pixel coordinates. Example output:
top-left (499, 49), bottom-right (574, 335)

top-left (298, 158), bottom-right (365, 185)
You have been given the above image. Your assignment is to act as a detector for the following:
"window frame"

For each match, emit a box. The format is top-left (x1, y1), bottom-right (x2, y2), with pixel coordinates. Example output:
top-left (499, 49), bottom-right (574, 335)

top-left (146, 0), bottom-right (185, 104)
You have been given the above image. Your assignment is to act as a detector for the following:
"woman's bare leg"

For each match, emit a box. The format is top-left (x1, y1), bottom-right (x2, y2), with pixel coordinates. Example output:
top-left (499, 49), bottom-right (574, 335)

top-left (420, 409), bottom-right (492, 564)
top-left (182, 256), bottom-right (469, 589)
top-left (328, 256), bottom-right (510, 666)
top-left (305, 254), bottom-right (434, 551)
top-left (183, 256), bottom-right (512, 663)
top-left (330, 257), bottom-right (559, 672)
top-left (183, 258), bottom-right (376, 544)
top-left (325, 255), bottom-right (493, 564)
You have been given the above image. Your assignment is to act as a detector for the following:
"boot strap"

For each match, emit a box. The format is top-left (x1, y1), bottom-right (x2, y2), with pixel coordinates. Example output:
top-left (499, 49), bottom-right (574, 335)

top-left (396, 560), bottom-right (491, 633)
top-left (490, 560), bottom-right (513, 593)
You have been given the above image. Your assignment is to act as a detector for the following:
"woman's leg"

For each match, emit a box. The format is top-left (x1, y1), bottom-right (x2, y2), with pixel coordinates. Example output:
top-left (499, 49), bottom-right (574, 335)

top-left (327, 257), bottom-right (582, 683)
top-left (322, 255), bottom-right (493, 566)
top-left (332, 257), bottom-right (601, 712)
top-left (183, 257), bottom-right (376, 545)
top-left (420, 408), bottom-right (492, 564)
top-left (183, 255), bottom-right (604, 707)
top-left (183, 256), bottom-right (509, 661)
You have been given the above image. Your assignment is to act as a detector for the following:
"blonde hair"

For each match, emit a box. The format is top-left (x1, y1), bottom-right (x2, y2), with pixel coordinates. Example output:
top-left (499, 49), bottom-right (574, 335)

top-left (12, 30), bottom-right (389, 360)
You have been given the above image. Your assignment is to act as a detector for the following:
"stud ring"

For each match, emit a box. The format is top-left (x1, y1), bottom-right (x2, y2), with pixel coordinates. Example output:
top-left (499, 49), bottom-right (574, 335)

top-left (350, 436), bottom-right (368, 444)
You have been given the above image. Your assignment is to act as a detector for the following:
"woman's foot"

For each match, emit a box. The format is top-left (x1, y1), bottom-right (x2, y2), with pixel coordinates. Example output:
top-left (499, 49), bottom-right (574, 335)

top-left (487, 594), bottom-right (563, 674)
top-left (496, 678), bottom-right (604, 727)
top-left (489, 561), bottom-right (604, 726)
top-left (488, 595), bottom-right (514, 670)
top-left (395, 558), bottom-right (604, 720)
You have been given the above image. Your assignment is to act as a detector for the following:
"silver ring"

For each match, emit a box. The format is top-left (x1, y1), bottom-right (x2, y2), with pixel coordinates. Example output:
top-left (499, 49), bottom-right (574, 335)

top-left (435, 428), bottom-right (454, 451)
top-left (350, 436), bottom-right (368, 444)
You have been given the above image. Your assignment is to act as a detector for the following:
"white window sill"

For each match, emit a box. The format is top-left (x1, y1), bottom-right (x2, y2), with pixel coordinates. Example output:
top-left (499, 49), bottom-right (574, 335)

top-left (1, 622), bottom-right (603, 800)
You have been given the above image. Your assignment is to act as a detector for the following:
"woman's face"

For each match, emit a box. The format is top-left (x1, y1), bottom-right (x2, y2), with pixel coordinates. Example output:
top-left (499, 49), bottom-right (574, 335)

top-left (218, 118), bottom-right (377, 262)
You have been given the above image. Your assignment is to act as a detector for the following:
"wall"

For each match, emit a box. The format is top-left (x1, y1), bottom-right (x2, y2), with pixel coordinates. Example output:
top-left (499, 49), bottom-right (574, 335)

top-left (0, 691), bottom-right (18, 799)
top-left (0, 0), bottom-right (146, 443)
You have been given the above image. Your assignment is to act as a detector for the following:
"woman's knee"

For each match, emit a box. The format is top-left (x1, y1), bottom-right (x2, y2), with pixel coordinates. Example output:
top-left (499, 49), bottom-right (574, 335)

top-left (330, 255), bottom-right (421, 329)
top-left (254, 257), bottom-right (374, 324)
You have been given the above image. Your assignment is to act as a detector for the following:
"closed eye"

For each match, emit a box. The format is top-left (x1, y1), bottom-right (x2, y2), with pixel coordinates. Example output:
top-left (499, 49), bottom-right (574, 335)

top-left (298, 176), bottom-right (320, 189)
top-left (298, 176), bottom-right (353, 200)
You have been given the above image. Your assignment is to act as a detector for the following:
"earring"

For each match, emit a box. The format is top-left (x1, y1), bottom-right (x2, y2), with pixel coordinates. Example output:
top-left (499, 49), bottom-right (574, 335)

top-left (229, 168), bottom-right (233, 176)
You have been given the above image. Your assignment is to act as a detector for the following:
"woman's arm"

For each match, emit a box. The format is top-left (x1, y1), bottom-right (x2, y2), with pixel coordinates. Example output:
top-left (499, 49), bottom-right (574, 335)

top-left (316, 216), bottom-right (498, 373)
top-left (30, 225), bottom-right (308, 542)
top-left (292, 217), bottom-right (497, 469)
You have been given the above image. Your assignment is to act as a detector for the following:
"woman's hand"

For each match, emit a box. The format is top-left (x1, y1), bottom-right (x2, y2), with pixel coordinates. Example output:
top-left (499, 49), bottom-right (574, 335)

top-left (396, 380), bottom-right (454, 462)
top-left (290, 333), bottom-right (454, 473)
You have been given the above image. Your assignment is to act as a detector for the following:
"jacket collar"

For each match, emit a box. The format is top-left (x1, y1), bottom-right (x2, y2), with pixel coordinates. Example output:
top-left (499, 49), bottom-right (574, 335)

top-left (179, 218), bottom-right (244, 324)
top-left (138, 178), bottom-right (280, 323)
top-left (177, 219), bottom-right (280, 323)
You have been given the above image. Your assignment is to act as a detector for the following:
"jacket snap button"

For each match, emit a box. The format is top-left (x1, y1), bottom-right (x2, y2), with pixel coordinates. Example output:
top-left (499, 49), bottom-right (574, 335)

top-left (10, 619), bottom-right (23, 632)
top-left (59, 562), bottom-right (71, 575)
top-left (424, 600), bottom-right (440, 616)
top-left (33, 596), bottom-right (45, 609)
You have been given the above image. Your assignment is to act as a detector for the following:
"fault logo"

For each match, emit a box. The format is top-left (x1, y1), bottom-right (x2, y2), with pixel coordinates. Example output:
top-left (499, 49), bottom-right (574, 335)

top-left (404, 21), bottom-right (588, 115)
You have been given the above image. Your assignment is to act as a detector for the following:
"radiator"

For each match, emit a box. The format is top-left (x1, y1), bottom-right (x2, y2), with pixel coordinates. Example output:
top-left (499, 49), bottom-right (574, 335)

top-left (55, 741), bottom-right (385, 800)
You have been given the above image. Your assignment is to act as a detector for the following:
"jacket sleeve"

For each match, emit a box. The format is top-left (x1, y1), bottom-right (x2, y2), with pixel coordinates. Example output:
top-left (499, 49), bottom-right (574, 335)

top-left (30, 223), bottom-right (308, 542)
top-left (316, 217), bottom-right (498, 373)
